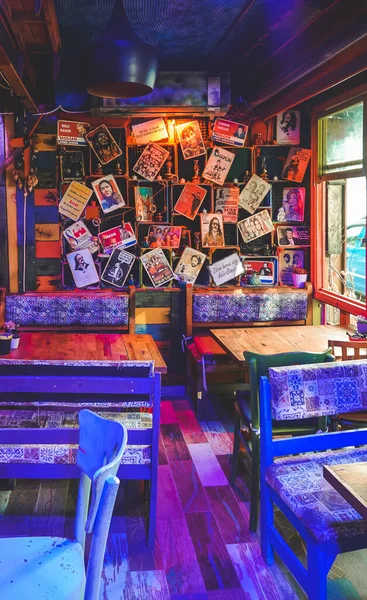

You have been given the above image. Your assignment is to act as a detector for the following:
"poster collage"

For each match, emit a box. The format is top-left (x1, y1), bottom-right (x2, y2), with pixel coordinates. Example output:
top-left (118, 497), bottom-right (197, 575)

top-left (55, 110), bottom-right (310, 289)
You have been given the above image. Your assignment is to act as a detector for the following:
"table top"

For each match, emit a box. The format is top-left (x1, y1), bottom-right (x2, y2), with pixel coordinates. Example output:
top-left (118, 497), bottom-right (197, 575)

top-left (0, 332), bottom-right (167, 374)
top-left (323, 463), bottom-right (367, 520)
top-left (210, 325), bottom-right (353, 364)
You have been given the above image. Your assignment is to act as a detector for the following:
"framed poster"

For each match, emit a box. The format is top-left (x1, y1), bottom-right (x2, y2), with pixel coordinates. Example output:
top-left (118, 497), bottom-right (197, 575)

top-left (134, 186), bottom-right (156, 222)
top-left (276, 110), bottom-right (300, 145)
top-left (241, 256), bottom-right (277, 286)
top-left (174, 184), bottom-right (207, 220)
top-left (279, 249), bottom-right (305, 285)
top-left (98, 223), bottom-right (137, 254)
top-left (63, 220), bottom-right (99, 254)
top-left (60, 150), bottom-right (85, 182)
top-left (147, 225), bottom-right (181, 248)
top-left (212, 118), bottom-right (248, 147)
top-left (215, 187), bottom-right (239, 223)
top-left (276, 225), bottom-right (311, 246)
top-left (174, 247), bottom-right (206, 284)
top-left (140, 248), bottom-right (174, 287)
top-left (91, 174), bottom-right (125, 214)
top-left (59, 181), bottom-right (92, 221)
top-left (67, 249), bottom-right (99, 288)
top-left (176, 121), bottom-right (206, 160)
top-left (202, 147), bottom-right (235, 186)
top-left (282, 147), bottom-right (311, 183)
top-left (239, 174), bottom-right (271, 214)
top-left (276, 187), bottom-right (305, 222)
top-left (200, 213), bottom-right (225, 247)
top-left (132, 118), bottom-right (168, 145)
top-left (101, 248), bottom-right (135, 288)
top-left (238, 210), bottom-right (274, 244)
top-left (85, 124), bottom-right (122, 165)
top-left (57, 120), bottom-right (90, 146)
top-left (133, 143), bottom-right (169, 181)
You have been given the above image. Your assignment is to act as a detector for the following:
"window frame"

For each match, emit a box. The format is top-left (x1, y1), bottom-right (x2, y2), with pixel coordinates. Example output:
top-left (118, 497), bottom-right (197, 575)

top-left (311, 85), bottom-right (367, 317)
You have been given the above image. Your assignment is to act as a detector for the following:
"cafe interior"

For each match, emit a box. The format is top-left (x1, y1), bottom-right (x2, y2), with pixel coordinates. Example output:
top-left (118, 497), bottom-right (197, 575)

top-left (0, 0), bottom-right (366, 598)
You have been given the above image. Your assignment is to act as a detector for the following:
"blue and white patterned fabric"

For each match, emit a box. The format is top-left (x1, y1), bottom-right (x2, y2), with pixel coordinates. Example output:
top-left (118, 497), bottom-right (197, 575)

top-left (269, 360), bottom-right (367, 421)
top-left (192, 291), bottom-right (308, 323)
top-left (6, 294), bottom-right (129, 327)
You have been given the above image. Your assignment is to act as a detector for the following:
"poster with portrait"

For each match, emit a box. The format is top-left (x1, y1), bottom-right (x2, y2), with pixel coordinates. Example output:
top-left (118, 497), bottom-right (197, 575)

top-left (212, 118), bottom-right (248, 147)
top-left (176, 121), bottom-right (206, 160)
top-left (67, 248), bottom-right (99, 288)
top-left (282, 147), bottom-right (311, 183)
top-left (276, 225), bottom-right (310, 246)
top-left (60, 151), bottom-right (85, 182)
top-left (239, 174), bottom-right (271, 214)
top-left (57, 120), bottom-right (90, 146)
top-left (276, 187), bottom-right (305, 222)
top-left (276, 110), bottom-right (300, 145)
top-left (215, 187), bottom-right (239, 223)
top-left (132, 118), bottom-right (169, 145)
top-left (63, 220), bottom-right (99, 254)
top-left (200, 213), bottom-right (225, 247)
top-left (241, 258), bottom-right (276, 285)
top-left (59, 181), bottom-right (93, 221)
top-left (147, 225), bottom-right (181, 248)
top-left (279, 249), bottom-right (304, 285)
top-left (140, 247), bottom-right (174, 287)
top-left (202, 147), bottom-right (235, 186)
top-left (91, 174), bottom-right (125, 214)
top-left (238, 210), bottom-right (274, 244)
top-left (98, 223), bottom-right (137, 254)
top-left (134, 186), bottom-right (156, 222)
top-left (85, 124), bottom-right (122, 165)
top-left (208, 253), bottom-right (244, 286)
top-left (174, 247), bottom-right (206, 284)
top-left (174, 184), bottom-right (207, 220)
top-left (101, 248), bottom-right (135, 288)
top-left (133, 143), bottom-right (169, 181)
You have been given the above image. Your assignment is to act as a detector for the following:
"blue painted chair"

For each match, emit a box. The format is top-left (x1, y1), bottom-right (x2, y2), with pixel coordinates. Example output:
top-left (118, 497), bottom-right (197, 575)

top-left (260, 359), bottom-right (367, 600)
top-left (0, 409), bottom-right (127, 600)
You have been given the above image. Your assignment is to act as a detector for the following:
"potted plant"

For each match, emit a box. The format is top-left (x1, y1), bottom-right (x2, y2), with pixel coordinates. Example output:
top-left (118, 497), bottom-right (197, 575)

top-left (292, 267), bottom-right (308, 288)
top-left (4, 321), bottom-right (21, 349)
top-left (356, 316), bottom-right (367, 335)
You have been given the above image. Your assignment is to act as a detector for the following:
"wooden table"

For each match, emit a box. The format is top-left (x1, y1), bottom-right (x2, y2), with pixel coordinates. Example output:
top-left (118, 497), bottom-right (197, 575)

top-left (324, 463), bottom-right (367, 519)
top-left (0, 332), bottom-right (167, 373)
top-left (210, 325), bottom-right (353, 365)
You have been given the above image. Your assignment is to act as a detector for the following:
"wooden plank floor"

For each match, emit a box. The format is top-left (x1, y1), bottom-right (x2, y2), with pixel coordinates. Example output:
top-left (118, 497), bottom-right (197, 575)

top-left (0, 394), bottom-right (366, 599)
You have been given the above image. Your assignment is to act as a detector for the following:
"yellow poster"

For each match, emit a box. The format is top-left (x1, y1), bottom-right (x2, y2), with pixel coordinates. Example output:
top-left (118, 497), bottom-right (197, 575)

top-left (59, 181), bottom-right (93, 221)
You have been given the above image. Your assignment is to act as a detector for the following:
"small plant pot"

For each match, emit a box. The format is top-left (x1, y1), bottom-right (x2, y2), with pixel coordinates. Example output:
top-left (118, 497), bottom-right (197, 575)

top-left (0, 335), bottom-right (12, 355)
top-left (10, 336), bottom-right (20, 349)
top-left (357, 321), bottom-right (367, 335)
top-left (292, 273), bottom-right (307, 288)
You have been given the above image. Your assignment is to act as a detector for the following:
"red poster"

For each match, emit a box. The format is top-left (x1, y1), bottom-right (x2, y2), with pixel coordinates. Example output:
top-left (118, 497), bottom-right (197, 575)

top-left (57, 120), bottom-right (90, 146)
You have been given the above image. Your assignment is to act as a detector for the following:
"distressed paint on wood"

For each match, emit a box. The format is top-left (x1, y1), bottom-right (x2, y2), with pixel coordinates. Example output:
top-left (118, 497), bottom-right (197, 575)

top-left (188, 443), bottom-right (228, 487)
top-left (204, 486), bottom-right (251, 544)
top-left (171, 460), bottom-right (210, 514)
top-left (161, 423), bottom-right (191, 462)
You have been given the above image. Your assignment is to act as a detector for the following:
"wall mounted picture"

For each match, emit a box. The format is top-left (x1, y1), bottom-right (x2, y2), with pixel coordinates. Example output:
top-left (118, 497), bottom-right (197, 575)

top-left (60, 151), bottom-right (85, 182)
top-left (239, 174), bottom-right (271, 214)
top-left (200, 213), bottom-right (225, 247)
top-left (91, 174), bottom-right (125, 214)
top-left (98, 223), bottom-right (137, 254)
top-left (212, 118), bottom-right (248, 147)
top-left (174, 247), bottom-right (206, 284)
top-left (276, 110), bottom-right (300, 145)
top-left (202, 147), bottom-right (235, 186)
top-left (59, 181), bottom-right (93, 221)
top-left (238, 209), bottom-right (274, 244)
top-left (148, 225), bottom-right (182, 248)
top-left (63, 220), bottom-right (99, 254)
top-left (208, 253), bottom-right (244, 286)
top-left (279, 249), bottom-right (304, 285)
top-left (32, 133), bottom-right (57, 151)
top-left (176, 121), bottom-right (206, 160)
top-left (134, 186), bottom-right (156, 222)
top-left (141, 247), bottom-right (174, 287)
top-left (57, 120), bottom-right (90, 146)
top-left (276, 187), bottom-right (305, 222)
top-left (85, 124), bottom-right (122, 165)
top-left (132, 117), bottom-right (169, 145)
top-left (133, 143), bottom-right (169, 181)
top-left (67, 248), bottom-right (99, 288)
top-left (282, 147), bottom-right (311, 183)
top-left (215, 187), bottom-right (239, 223)
top-left (241, 257), bottom-right (277, 285)
top-left (101, 248), bottom-right (135, 288)
top-left (277, 225), bottom-right (310, 246)
top-left (174, 184), bottom-right (207, 220)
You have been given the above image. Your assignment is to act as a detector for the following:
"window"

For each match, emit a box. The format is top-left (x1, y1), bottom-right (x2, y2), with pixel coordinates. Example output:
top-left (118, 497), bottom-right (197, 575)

top-left (313, 90), bottom-right (367, 316)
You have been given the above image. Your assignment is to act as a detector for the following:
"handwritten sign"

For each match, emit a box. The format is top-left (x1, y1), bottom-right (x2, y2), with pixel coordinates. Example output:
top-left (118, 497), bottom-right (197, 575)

top-left (132, 118), bottom-right (169, 145)
top-left (208, 253), bottom-right (244, 286)
top-left (59, 181), bottom-right (93, 221)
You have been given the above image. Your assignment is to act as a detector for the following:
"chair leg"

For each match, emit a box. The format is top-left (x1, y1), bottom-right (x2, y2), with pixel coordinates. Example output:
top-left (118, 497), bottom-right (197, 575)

top-left (260, 482), bottom-right (274, 565)
top-left (250, 433), bottom-right (260, 532)
top-left (230, 412), bottom-right (241, 485)
top-left (307, 539), bottom-right (334, 600)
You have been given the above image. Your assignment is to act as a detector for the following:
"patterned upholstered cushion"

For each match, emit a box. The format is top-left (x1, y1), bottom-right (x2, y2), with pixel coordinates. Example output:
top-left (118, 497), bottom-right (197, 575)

top-left (5, 294), bottom-right (129, 327)
top-left (269, 360), bottom-right (367, 420)
top-left (266, 447), bottom-right (367, 544)
top-left (192, 291), bottom-right (307, 323)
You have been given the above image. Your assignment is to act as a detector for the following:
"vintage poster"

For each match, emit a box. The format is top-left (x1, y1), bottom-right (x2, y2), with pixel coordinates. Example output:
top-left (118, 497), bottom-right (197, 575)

top-left (58, 181), bottom-right (93, 221)
top-left (140, 247), bottom-right (174, 287)
top-left (132, 118), bottom-right (169, 145)
top-left (134, 186), bottom-right (156, 221)
top-left (176, 121), bottom-right (206, 160)
top-left (57, 120), bottom-right (90, 146)
top-left (85, 124), bottom-right (122, 165)
top-left (63, 220), bottom-right (99, 254)
top-left (282, 147), bottom-right (311, 183)
top-left (276, 187), bottom-right (305, 222)
top-left (133, 143), bottom-right (169, 181)
top-left (147, 225), bottom-right (181, 248)
top-left (32, 133), bottom-right (57, 151)
top-left (174, 184), bottom-right (207, 220)
top-left (238, 210), bottom-right (274, 244)
top-left (98, 223), bottom-right (137, 254)
top-left (101, 248), bottom-right (135, 288)
top-left (212, 118), bottom-right (248, 147)
top-left (60, 151), bottom-right (85, 182)
top-left (241, 258), bottom-right (276, 285)
top-left (91, 174), bottom-right (125, 214)
top-left (276, 110), bottom-right (300, 145)
top-left (277, 225), bottom-right (311, 246)
top-left (67, 249), bottom-right (99, 288)
top-left (239, 174), bottom-right (271, 214)
top-left (215, 187), bottom-right (239, 223)
top-left (202, 147), bottom-right (235, 186)
top-left (208, 253), bottom-right (244, 286)
top-left (174, 247), bottom-right (206, 284)
top-left (279, 249), bottom-right (304, 285)
top-left (200, 213), bottom-right (225, 247)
